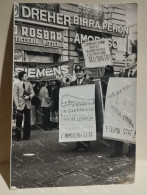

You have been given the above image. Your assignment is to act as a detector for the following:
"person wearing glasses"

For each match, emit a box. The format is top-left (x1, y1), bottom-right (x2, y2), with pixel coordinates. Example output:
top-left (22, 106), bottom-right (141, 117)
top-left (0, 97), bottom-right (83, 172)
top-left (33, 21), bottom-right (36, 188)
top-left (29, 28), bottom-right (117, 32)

top-left (70, 64), bottom-right (94, 151)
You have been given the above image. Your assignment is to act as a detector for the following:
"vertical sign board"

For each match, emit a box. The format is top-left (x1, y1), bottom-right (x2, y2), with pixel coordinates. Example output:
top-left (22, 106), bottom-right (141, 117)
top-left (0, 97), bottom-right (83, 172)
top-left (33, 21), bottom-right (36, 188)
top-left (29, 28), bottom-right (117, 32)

top-left (103, 78), bottom-right (136, 144)
top-left (59, 84), bottom-right (96, 142)
top-left (81, 39), bottom-right (112, 68)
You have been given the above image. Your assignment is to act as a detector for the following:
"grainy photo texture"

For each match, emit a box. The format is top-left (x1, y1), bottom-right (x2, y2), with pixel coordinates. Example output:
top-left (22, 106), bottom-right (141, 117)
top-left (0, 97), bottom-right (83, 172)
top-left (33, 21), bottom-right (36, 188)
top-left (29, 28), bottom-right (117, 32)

top-left (11, 3), bottom-right (137, 189)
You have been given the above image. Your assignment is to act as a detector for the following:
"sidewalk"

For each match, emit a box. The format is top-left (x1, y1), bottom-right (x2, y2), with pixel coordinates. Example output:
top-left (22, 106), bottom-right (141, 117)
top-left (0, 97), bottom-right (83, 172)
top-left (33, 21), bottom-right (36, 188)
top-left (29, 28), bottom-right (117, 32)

top-left (11, 129), bottom-right (135, 189)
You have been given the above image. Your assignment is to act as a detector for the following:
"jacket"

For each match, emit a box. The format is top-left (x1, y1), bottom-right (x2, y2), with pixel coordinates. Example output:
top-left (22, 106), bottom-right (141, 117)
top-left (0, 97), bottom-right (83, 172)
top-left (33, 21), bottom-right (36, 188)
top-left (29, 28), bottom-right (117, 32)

top-left (13, 80), bottom-right (35, 110)
top-left (39, 86), bottom-right (50, 108)
top-left (70, 78), bottom-right (94, 86)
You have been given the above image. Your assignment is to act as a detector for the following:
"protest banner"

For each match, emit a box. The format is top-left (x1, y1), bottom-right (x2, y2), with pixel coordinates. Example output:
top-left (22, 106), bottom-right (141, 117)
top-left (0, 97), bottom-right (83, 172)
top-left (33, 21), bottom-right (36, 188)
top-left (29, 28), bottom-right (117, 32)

top-left (59, 84), bottom-right (96, 142)
top-left (103, 78), bottom-right (136, 144)
top-left (14, 60), bottom-right (74, 81)
top-left (81, 39), bottom-right (112, 68)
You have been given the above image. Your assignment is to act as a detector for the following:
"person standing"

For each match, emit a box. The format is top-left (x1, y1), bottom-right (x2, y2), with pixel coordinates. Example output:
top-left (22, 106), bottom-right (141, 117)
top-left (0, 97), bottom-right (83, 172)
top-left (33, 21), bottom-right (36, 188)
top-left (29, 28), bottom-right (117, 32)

top-left (52, 80), bottom-right (61, 127)
top-left (111, 53), bottom-right (137, 157)
top-left (70, 64), bottom-right (94, 151)
top-left (13, 71), bottom-right (35, 141)
top-left (119, 53), bottom-right (137, 77)
top-left (101, 65), bottom-right (116, 106)
top-left (39, 81), bottom-right (51, 130)
top-left (30, 82), bottom-right (41, 129)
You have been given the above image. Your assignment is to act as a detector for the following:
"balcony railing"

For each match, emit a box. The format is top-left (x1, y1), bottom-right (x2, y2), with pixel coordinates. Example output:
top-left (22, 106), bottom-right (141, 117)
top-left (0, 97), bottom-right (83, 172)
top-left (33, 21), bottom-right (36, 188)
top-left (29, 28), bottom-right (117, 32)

top-left (22, 3), bottom-right (59, 12)
top-left (79, 6), bottom-right (104, 25)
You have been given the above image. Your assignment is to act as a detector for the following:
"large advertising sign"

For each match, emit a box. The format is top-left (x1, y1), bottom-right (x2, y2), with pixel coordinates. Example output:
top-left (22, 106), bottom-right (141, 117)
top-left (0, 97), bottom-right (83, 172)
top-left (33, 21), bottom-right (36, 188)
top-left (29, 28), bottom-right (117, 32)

top-left (14, 4), bottom-right (129, 35)
top-left (74, 33), bottom-right (118, 49)
top-left (59, 84), bottom-right (96, 142)
top-left (82, 39), bottom-right (112, 68)
top-left (14, 24), bottom-right (63, 49)
top-left (103, 78), bottom-right (136, 144)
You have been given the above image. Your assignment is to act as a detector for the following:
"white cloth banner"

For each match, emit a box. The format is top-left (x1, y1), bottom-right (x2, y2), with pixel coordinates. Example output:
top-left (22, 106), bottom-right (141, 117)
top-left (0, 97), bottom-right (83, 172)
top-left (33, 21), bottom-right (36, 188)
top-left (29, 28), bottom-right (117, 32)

top-left (59, 84), bottom-right (96, 142)
top-left (82, 39), bottom-right (112, 68)
top-left (103, 78), bottom-right (136, 144)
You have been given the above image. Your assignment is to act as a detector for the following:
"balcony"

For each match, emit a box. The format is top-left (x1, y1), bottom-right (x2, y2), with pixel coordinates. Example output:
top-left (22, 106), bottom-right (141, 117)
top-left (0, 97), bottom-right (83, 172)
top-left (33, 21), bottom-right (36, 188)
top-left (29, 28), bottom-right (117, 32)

top-left (79, 6), bottom-right (104, 25)
top-left (22, 3), bottom-right (59, 12)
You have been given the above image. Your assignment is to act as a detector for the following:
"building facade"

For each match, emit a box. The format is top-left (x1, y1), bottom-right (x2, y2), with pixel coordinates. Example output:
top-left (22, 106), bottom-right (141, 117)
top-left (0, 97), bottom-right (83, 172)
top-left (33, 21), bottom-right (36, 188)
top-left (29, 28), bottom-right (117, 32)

top-left (14, 3), bottom-right (137, 79)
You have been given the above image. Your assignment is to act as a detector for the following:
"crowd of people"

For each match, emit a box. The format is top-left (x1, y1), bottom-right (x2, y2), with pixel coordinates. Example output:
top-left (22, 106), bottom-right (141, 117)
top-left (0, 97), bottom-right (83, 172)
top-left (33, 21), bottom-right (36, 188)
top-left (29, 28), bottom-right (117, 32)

top-left (13, 77), bottom-right (61, 135)
top-left (13, 52), bottom-right (137, 158)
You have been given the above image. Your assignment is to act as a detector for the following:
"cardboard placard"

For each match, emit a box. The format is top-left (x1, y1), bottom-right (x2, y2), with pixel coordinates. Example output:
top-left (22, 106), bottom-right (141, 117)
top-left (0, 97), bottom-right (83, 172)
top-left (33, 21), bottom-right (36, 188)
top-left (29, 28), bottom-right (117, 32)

top-left (82, 39), bottom-right (112, 68)
top-left (59, 84), bottom-right (96, 142)
top-left (103, 78), bottom-right (136, 144)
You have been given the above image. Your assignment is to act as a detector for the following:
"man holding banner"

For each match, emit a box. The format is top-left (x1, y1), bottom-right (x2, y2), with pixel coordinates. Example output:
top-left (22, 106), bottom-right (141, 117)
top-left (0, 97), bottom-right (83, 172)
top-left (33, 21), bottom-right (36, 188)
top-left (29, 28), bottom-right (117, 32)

top-left (110, 52), bottom-right (137, 157)
top-left (70, 64), bottom-right (94, 151)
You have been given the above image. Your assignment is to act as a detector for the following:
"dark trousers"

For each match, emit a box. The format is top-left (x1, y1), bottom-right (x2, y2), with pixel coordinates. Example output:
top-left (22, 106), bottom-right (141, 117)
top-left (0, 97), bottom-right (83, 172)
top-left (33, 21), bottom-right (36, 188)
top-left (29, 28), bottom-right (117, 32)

top-left (113, 141), bottom-right (123, 154)
top-left (76, 141), bottom-right (91, 150)
top-left (42, 107), bottom-right (50, 130)
top-left (113, 141), bottom-right (135, 155)
top-left (15, 105), bottom-right (31, 140)
top-left (128, 144), bottom-right (135, 154)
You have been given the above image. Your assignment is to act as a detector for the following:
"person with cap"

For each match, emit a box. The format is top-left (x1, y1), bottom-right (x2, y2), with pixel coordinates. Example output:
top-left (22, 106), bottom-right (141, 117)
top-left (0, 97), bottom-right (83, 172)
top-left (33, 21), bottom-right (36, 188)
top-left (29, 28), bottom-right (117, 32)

top-left (70, 64), bottom-right (94, 151)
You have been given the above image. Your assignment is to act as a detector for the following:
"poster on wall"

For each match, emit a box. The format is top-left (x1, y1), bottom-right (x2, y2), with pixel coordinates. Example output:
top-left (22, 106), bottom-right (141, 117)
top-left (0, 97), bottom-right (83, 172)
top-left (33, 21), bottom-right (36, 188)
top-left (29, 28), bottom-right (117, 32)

top-left (113, 36), bottom-right (127, 52)
top-left (11, 2), bottom-right (137, 189)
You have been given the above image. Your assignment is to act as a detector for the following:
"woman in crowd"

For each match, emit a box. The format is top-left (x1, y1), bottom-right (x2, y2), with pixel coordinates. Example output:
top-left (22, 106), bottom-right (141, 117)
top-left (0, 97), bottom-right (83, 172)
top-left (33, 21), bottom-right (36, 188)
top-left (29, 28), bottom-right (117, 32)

top-left (39, 81), bottom-right (51, 130)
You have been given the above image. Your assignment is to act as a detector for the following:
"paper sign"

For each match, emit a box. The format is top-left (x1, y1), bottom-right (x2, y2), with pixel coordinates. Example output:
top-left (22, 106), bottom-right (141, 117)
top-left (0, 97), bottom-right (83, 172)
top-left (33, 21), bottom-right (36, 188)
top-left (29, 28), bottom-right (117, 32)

top-left (113, 36), bottom-right (127, 52)
top-left (103, 78), bottom-right (136, 144)
top-left (82, 39), bottom-right (112, 68)
top-left (59, 84), bottom-right (96, 142)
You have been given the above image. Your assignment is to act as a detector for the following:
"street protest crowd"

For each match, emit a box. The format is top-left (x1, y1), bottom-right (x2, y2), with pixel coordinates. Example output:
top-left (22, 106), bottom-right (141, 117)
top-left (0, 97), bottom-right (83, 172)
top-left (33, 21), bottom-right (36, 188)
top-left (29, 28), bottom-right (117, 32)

top-left (12, 48), bottom-right (137, 158)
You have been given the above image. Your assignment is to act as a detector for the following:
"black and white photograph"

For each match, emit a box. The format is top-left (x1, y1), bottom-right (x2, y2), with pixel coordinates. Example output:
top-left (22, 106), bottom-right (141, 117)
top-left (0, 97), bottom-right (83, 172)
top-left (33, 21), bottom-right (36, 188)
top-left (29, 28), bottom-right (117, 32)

top-left (11, 3), bottom-right (137, 189)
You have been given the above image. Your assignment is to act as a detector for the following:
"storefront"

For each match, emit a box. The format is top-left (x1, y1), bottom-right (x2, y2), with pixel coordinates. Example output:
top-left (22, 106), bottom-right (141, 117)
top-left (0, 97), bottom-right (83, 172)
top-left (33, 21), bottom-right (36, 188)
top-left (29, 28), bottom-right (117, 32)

top-left (14, 3), bottom-right (70, 65)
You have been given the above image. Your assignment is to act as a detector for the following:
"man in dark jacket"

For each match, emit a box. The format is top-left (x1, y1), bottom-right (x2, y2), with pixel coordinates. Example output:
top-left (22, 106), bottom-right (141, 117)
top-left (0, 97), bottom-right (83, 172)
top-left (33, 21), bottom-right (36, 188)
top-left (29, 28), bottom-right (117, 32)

top-left (70, 64), bottom-right (94, 151)
top-left (101, 65), bottom-right (116, 106)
